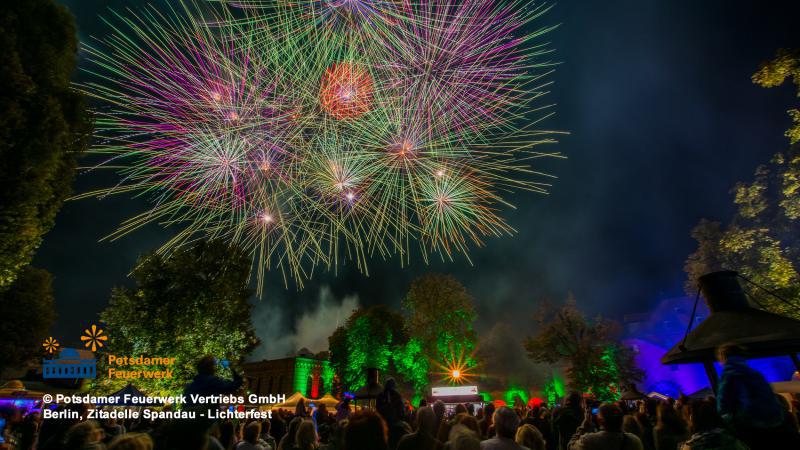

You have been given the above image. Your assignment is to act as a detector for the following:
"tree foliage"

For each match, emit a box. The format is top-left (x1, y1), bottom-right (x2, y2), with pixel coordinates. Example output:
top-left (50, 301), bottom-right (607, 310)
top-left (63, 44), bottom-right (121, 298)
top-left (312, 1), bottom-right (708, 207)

top-left (402, 273), bottom-right (478, 374)
top-left (524, 297), bottom-right (643, 402)
top-left (0, 267), bottom-right (56, 373)
top-left (92, 240), bottom-right (259, 396)
top-left (753, 49), bottom-right (800, 144)
top-left (328, 305), bottom-right (409, 392)
top-left (0, 0), bottom-right (92, 290)
top-left (685, 49), bottom-right (800, 319)
top-left (327, 273), bottom-right (477, 395)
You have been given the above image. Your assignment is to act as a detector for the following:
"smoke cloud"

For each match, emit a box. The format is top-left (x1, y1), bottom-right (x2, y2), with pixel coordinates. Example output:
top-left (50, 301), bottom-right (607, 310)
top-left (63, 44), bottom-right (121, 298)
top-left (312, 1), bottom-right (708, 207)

top-left (477, 322), bottom-right (549, 391)
top-left (249, 286), bottom-right (359, 361)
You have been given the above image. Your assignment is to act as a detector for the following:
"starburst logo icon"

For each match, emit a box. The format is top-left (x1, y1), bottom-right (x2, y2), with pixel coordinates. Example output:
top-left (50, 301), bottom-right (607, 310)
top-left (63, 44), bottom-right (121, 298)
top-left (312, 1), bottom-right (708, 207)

top-left (42, 337), bottom-right (60, 354)
top-left (80, 324), bottom-right (108, 352)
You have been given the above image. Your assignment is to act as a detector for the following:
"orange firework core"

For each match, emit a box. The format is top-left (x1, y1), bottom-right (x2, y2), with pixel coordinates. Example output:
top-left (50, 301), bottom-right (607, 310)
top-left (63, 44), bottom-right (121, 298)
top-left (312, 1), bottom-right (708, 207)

top-left (320, 62), bottom-right (374, 120)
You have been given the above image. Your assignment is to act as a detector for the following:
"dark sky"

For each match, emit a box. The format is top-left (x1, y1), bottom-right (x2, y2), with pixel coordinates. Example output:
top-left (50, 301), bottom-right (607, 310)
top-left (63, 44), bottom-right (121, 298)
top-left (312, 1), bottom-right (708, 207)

top-left (39, 0), bottom-right (800, 346)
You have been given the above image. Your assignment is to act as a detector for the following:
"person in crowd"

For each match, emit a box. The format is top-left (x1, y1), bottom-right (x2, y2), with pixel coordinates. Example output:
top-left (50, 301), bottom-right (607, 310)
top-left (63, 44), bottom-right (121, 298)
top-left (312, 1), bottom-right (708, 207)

top-left (716, 343), bottom-right (784, 449)
top-left (15, 411), bottom-right (39, 450)
top-left (568, 403), bottom-right (643, 450)
top-left (343, 409), bottom-right (389, 450)
top-left (314, 403), bottom-right (334, 430)
top-left (271, 412), bottom-right (287, 444)
top-left (184, 356), bottom-right (243, 401)
top-left (322, 420), bottom-right (347, 450)
top-left (653, 402), bottom-right (688, 450)
top-left (37, 404), bottom-right (89, 450)
top-left (64, 420), bottom-right (106, 450)
top-left (634, 401), bottom-right (656, 450)
top-left (335, 398), bottom-right (352, 423)
top-left (107, 433), bottom-right (153, 450)
top-left (396, 406), bottom-right (440, 450)
top-left (516, 424), bottom-right (546, 450)
top-left (680, 399), bottom-right (747, 450)
top-left (260, 418), bottom-right (277, 450)
top-left (376, 378), bottom-right (410, 449)
top-left (772, 394), bottom-right (800, 447)
top-left (295, 420), bottom-right (319, 450)
top-left (437, 413), bottom-right (454, 446)
top-left (208, 422), bottom-right (227, 450)
top-left (296, 398), bottom-right (308, 418)
top-left (236, 421), bottom-right (267, 450)
top-left (454, 413), bottom-right (481, 437)
top-left (434, 401), bottom-right (447, 431)
top-left (480, 406), bottom-right (528, 450)
top-left (553, 393), bottom-right (583, 450)
top-left (101, 418), bottom-right (124, 445)
top-left (218, 419), bottom-right (237, 450)
top-left (478, 403), bottom-right (496, 440)
top-left (449, 424), bottom-right (482, 450)
top-left (623, 415), bottom-right (644, 440)
top-left (278, 417), bottom-right (303, 450)
top-left (525, 407), bottom-right (554, 450)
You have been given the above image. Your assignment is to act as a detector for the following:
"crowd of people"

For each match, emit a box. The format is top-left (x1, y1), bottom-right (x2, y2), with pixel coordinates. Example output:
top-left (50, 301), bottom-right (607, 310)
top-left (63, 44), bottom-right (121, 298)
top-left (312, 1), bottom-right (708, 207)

top-left (1, 346), bottom-right (799, 450)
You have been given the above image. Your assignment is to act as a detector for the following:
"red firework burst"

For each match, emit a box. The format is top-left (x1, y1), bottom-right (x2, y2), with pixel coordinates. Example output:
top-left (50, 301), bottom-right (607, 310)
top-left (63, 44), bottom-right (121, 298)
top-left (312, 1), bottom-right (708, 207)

top-left (319, 62), bottom-right (374, 120)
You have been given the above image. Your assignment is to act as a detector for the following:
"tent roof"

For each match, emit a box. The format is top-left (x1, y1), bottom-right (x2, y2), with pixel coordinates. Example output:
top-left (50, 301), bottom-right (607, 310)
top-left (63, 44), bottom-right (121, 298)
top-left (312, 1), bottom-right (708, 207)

top-left (272, 391), bottom-right (309, 409)
top-left (313, 393), bottom-right (340, 407)
top-left (662, 309), bottom-right (800, 364)
top-left (663, 271), bottom-right (800, 365)
top-left (97, 383), bottom-right (159, 405)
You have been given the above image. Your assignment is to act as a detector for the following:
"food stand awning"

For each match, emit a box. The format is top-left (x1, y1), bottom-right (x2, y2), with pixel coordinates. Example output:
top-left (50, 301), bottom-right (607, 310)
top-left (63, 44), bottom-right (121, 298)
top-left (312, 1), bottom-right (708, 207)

top-left (271, 391), bottom-right (309, 409)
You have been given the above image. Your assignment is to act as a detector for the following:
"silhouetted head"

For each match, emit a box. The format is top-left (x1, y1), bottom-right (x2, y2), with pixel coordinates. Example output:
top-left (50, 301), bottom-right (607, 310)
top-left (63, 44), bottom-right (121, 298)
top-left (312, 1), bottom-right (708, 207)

top-left (433, 400), bottom-right (446, 424)
top-left (343, 409), bottom-right (388, 450)
top-left (493, 406), bottom-right (519, 439)
top-left (295, 420), bottom-right (317, 450)
top-left (687, 399), bottom-right (722, 434)
top-left (565, 392), bottom-right (582, 411)
top-left (243, 421), bottom-right (261, 445)
top-left (196, 355), bottom-right (216, 376)
top-left (515, 424), bottom-right (545, 450)
top-left (716, 343), bottom-right (746, 364)
top-left (416, 406), bottom-right (437, 436)
top-left (597, 403), bottom-right (624, 432)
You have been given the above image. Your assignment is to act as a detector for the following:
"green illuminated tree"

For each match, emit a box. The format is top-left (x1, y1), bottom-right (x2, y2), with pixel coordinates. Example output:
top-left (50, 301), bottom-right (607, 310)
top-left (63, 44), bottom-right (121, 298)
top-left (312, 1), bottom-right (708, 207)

top-left (93, 240), bottom-right (259, 396)
top-left (685, 49), bottom-right (800, 319)
top-left (394, 337), bottom-right (430, 395)
top-left (402, 273), bottom-right (478, 382)
top-left (0, 0), bottom-right (92, 290)
top-left (0, 267), bottom-right (56, 373)
top-left (524, 297), bottom-right (643, 401)
top-left (328, 305), bottom-right (408, 392)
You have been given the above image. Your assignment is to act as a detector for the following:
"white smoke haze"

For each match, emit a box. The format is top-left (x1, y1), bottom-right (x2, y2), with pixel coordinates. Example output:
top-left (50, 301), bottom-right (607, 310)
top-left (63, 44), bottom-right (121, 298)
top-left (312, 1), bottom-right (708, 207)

top-left (249, 286), bottom-right (360, 361)
top-left (477, 322), bottom-right (548, 391)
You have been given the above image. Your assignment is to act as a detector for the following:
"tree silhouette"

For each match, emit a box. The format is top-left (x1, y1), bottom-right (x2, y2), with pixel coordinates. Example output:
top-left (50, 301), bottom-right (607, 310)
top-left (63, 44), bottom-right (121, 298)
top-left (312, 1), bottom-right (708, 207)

top-left (0, 267), bottom-right (56, 373)
top-left (685, 49), bottom-right (800, 319)
top-left (0, 0), bottom-right (92, 290)
top-left (92, 240), bottom-right (259, 396)
top-left (524, 297), bottom-right (642, 402)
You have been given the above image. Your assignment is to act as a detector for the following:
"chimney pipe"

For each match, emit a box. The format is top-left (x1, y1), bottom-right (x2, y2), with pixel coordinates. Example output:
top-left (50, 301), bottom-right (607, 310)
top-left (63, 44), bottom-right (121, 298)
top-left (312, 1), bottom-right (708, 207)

top-left (366, 367), bottom-right (379, 386)
top-left (698, 270), bottom-right (749, 312)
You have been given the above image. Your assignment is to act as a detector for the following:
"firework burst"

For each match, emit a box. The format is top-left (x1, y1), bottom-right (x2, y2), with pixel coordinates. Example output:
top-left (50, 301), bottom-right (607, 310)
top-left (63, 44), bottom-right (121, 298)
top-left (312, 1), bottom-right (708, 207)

top-left (80, 0), bottom-right (563, 293)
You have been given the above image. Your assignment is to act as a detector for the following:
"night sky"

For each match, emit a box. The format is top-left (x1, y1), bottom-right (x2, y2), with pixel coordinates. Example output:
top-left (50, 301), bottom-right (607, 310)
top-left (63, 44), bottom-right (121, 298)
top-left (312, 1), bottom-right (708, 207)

top-left (38, 1), bottom-right (800, 349)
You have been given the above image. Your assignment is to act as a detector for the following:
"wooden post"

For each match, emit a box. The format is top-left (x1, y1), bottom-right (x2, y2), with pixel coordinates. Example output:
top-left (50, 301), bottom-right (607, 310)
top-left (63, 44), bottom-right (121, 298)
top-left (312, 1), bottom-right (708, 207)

top-left (703, 360), bottom-right (719, 394)
top-left (790, 353), bottom-right (800, 372)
